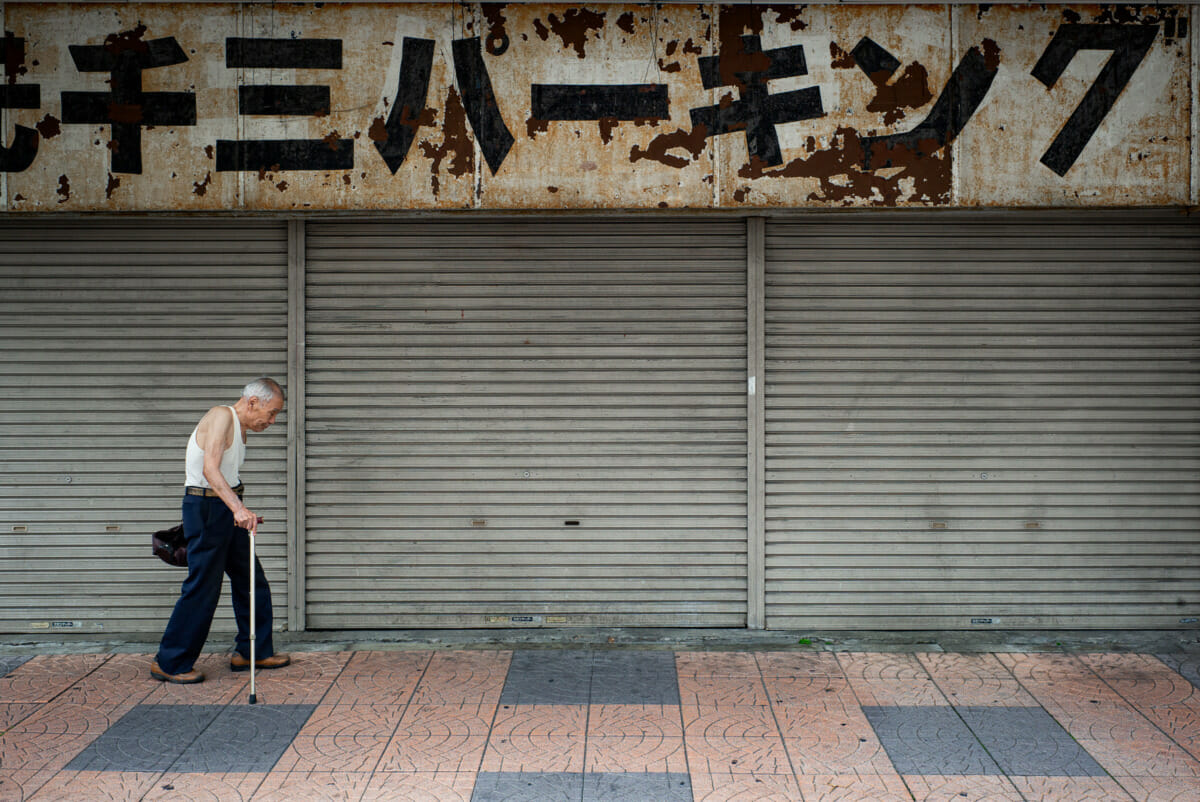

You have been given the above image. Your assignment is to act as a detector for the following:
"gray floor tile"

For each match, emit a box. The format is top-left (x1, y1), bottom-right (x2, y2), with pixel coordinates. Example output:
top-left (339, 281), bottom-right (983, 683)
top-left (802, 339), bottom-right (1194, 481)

top-left (66, 705), bottom-right (224, 772)
top-left (65, 704), bottom-right (315, 773)
top-left (472, 771), bottom-right (583, 801)
top-left (500, 651), bottom-right (593, 705)
top-left (500, 650), bottom-right (681, 706)
top-left (1158, 654), bottom-right (1200, 690)
top-left (0, 656), bottom-right (32, 678)
top-left (863, 706), bottom-right (1002, 775)
top-left (956, 706), bottom-right (1106, 777)
top-left (583, 772), bottom-right (692, 801)
top-left (591, 652), bottom-right (680, 705)
top-left (172, 704), bottom-right (317, 772)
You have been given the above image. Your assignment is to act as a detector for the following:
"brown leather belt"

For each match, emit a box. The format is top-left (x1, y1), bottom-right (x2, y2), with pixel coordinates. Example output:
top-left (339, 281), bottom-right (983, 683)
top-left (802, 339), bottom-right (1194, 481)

top-left (185, 484), bottom-right (244, 498)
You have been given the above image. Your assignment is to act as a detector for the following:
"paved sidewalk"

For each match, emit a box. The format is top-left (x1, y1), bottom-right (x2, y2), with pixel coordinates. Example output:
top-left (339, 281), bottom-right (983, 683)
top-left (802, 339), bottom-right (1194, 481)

top-left (1, 648), bottom-right (1198, 800)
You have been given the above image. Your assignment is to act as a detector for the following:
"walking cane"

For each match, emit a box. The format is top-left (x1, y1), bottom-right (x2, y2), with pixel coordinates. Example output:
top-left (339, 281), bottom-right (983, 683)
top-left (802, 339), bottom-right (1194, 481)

top-left (248, 515), bottom-right (258, 705)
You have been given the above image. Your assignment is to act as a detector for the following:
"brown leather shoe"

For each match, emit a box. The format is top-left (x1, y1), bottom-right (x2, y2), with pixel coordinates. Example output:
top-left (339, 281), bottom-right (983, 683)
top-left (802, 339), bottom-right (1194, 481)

top-left (150, 661), bottom-right (205, 684)
top-left (230, 652), bottom-right (291, 672)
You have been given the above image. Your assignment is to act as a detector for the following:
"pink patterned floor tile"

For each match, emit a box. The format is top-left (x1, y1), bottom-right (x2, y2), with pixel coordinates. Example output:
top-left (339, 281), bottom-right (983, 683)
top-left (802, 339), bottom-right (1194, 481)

top-left (796, 774), bottom-right (914, 801)
top-left (141, 771), bottom-right (264, 801)
top-left (916, 652), bottom-right (1039, 707)
top-left (361, 771), bottom-right (477, 802)
top-left (273, 735), bottom-right (391, 773)
top-left (586, 734), bottom-right (688, 773)
top-left (1008, 775), bottom-right (1135, 801)
top-left (678, 675), bottom-right (770, 707)
top-left (837, 653), bottom-right (947, 707)
top-left (684, 734), bottom-right (791, 775)
top-left (490, 704), bottom-right (585, 738)
top-left (479, 733), bottom-right (585, 773)
top-left (756, 651), bottom-right (844, 678)
top-left (0, 654), bottom-right (110, 703)
top-left (25, 770), bottom-right (160, 801)
top-left (378, 732), bottom-right (488, 773)
top-left (587, 704), bottom-right (684, 738)
top-left (688, 770), bottom-right (802, 801)
top-left (249, 771), bottom-right (372, 801)
top-left (1115, 775), bottom-right (1200, 802)
top-left (902, 774), bottom-right (1023, 801)
top-left (682, 705), bottom-right (782, 740)
top-left (675, 652), bottom-right (762, 678)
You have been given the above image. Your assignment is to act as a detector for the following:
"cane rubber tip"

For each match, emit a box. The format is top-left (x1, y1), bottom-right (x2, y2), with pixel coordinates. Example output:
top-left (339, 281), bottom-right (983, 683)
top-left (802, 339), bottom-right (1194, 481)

top-left (249, 694), bottom-right (257, 705)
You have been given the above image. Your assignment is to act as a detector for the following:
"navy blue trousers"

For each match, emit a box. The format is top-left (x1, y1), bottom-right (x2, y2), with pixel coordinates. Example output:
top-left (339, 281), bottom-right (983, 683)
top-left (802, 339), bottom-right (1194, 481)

top-left (155, 493), bottom-right (275, 675)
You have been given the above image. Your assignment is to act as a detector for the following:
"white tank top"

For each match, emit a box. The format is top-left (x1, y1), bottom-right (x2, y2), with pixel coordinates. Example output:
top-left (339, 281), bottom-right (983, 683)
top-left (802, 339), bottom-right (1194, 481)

top-left (185, 406), bottom-right (245, 488)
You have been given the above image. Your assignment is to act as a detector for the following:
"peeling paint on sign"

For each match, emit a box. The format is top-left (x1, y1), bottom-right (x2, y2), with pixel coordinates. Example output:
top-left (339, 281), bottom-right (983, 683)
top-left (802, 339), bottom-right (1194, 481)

top-left (0, 3), bottom-right (1190, 211)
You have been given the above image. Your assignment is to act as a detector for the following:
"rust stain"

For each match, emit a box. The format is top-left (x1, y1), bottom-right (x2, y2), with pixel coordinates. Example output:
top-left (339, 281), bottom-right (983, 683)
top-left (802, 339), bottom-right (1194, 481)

top-left (866, 63), bottom-right (932, 126)
top-left (343, 174), bottom-right (351, 186)
top-left (322, 130), bottom-right (342, 150)
top-left (617, 12), bottom-right (637, 35)
top-left (548, 186), bottom-right (559, 193)
top-left (418, 86), bottom-right (473, 197)
top-left (630, 124), bottom-right (709, 169)
top-left (105, 173), bottom-right (119, 199)
top-left (981, 38), bottom-right (1001, 72)
top-left (536, 8), bottom-right (606, 58)
top-left (769, 5), bottom-right (808, 32)
top-left (35, 114), bottom-right (60, 139)
top-left (658, 59), bottom-right (682, 73)
top-left (738, 125), bottom-right (951, 206)
top-left (733, 187), bottom-right (748, 203)
top-left (830, 42), bottom-right (855, 70)
top-left (716, 6), bottom-right (774, 91)
top-left (276, 180), bottom-right (288, 192)
top-left (598, 117), bottom-right (618, 145)
top-left (368, 116), bottom-right (388, 142)
top-left (204, 144), bottom-right (214, 160)
top-left (481, 3), bottom-right (510, 55)
top-left (193, 171), bottom-right (212, 196)
top-left (683, 38), bottom-right (703, 56)
top-left (526, 116), bottom-right (550, 139)
top-left (56, 175), bottom-right (70, 203)
top-left (104, 24), bottom-right (149, 55)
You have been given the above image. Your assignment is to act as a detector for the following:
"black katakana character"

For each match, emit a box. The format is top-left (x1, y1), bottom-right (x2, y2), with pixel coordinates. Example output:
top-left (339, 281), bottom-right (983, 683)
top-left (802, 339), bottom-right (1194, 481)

top-left (689, 34), bottom-right (824, 167)
top-left (452, 37), bottom-right (513, 174)
top-left (1032, 24), bottom-right (1158, 176)
top-left (60, 28), bottom-right (196, 174)
top-left (374, 37), bottom-right (434, 174)
top-left (217, 37), bottom-right (352, 172)
top-left (0, 31), bottom-right (39, 172)
top-left (853, 37), bottom-right (999, 171)
top-left (531, 83), bottom-right (669, 123)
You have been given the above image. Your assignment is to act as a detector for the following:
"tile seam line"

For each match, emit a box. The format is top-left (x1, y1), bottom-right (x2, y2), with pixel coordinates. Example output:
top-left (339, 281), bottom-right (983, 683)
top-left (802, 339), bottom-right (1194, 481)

top-left (832, 650), bottom-right (915, 801)
top-left (1080, 652), bottom-right (1200, 768)
top-left (478, 650), bottom-right (513, 780)
top-left (580, 649), bottom-right (595, 801)
top-left (673, 651), bottom-right (694, 801)
top-left (754, 650), bottom-right (804, 801)
top-left (361, 649), bottom-right (436, 788)
top-left (998, 652), bottom-right (1130, 797)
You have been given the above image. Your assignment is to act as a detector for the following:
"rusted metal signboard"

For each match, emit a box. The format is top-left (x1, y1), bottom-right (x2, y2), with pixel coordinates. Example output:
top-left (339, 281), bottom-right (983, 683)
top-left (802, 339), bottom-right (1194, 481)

top-left (0, 3), bottom-right (1191, 211)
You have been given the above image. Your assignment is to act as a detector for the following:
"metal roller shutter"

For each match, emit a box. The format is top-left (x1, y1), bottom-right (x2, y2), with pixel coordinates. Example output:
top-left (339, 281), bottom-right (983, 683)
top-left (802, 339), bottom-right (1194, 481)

top-left (305, 219), bottom-right (748, 628)
top-left (765, 212), bottom-right (1200, 630)
top-left (0, 220), bottom-right (289, 635)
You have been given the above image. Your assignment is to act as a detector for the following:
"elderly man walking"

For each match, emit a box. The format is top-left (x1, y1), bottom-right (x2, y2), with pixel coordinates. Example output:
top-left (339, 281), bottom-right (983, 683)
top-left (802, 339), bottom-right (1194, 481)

top-left (151, 378), bottom-right (291, 684)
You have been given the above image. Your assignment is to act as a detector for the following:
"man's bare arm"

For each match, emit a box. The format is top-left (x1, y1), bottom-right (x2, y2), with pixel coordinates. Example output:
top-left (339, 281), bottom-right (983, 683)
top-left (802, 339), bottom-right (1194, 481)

top-left (197, 407), bottom-right (258, 530)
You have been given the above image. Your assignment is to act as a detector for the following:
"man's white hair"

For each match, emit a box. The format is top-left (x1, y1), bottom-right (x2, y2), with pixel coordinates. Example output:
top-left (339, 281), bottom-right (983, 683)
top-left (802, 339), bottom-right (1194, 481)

top-left (242, 377), bottom-right (283, 403)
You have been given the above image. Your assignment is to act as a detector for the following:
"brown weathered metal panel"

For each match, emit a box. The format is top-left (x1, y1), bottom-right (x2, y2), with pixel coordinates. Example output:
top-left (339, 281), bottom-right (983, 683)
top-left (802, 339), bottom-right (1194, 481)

top-left (714, 4), bottom-right (954, 208)
top-left (0, 3), bottom-right (1191, 211)
top-left (7, 2), bottom-right (242, 211)
top-left (956, 4), bottom-right (1190, 206)
top-left (476, 3), bottom-right (716, 209)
